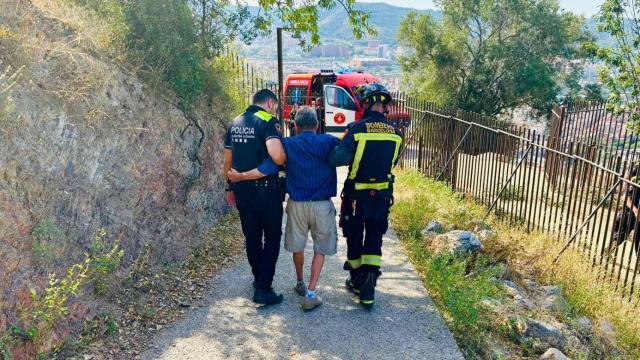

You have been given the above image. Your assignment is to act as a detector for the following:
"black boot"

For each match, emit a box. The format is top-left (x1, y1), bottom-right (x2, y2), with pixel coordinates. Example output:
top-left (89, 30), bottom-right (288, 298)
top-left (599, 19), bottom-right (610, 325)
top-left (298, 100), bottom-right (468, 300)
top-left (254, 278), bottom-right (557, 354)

top-left (359, 270), bottom-right (380, 310)
top-left (253, 288), bottom-right (283, 305)
top-left (345, 269), bottom-right (362, 295)
top-left (344, 261), bottom-right (363, 295)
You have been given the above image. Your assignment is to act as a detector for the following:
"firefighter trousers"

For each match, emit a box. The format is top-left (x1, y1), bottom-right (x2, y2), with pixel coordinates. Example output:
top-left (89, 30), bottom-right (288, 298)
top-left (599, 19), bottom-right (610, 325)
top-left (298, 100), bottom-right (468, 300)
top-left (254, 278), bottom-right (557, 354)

top-left (340, 191), bottom-right (392, 272)
top-left (234, 182), bottom-right (283, 291)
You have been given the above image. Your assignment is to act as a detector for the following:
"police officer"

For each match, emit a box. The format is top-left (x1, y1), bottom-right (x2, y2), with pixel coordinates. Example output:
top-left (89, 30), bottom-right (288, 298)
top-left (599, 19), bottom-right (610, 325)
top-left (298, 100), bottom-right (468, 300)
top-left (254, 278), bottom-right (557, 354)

top-left (329, 83), bottom-right (402, 309)
top-left (223, 89), bottom-right (286, 305)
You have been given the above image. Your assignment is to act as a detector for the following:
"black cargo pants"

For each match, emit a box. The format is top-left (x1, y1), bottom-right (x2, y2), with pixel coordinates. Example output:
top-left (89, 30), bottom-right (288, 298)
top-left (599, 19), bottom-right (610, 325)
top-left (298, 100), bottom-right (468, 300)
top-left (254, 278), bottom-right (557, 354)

top-left (234, 179), bottom-right (283, 291)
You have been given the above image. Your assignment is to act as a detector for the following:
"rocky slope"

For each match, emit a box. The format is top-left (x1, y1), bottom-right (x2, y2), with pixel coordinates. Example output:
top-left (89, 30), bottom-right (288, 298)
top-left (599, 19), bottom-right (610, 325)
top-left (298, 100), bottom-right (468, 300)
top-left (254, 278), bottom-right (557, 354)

top-left (1, 1), bottom-right (235, 356)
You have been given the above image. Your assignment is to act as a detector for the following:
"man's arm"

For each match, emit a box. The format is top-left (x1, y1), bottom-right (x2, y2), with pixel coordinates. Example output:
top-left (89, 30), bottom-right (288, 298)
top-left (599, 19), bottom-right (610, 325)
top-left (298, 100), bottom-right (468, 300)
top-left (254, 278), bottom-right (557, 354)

top-left (228, 157), bottom-right (279, 182)
top-left (266, 138), bottom-right (286, 165)
top-left (223, 125), bottom-right (233, 185)
top-left (223, 149), bottom-right (233, 178)
top-left (265, 119), bottom-right (286, 165)
top-left (329, 128), bottom-right (356, 167)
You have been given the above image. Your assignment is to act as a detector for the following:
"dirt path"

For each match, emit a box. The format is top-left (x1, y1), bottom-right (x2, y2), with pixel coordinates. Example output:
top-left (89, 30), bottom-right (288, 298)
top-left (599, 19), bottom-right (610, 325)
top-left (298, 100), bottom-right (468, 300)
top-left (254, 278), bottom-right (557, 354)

top-left (142, 168), bottom-right (462, 360)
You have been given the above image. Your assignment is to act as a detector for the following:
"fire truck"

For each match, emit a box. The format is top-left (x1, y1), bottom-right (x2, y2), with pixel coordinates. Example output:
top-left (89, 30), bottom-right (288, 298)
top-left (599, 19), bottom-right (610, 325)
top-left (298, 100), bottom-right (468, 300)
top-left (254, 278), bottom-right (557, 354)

top-left (282, 70), bottom-right (410, 133)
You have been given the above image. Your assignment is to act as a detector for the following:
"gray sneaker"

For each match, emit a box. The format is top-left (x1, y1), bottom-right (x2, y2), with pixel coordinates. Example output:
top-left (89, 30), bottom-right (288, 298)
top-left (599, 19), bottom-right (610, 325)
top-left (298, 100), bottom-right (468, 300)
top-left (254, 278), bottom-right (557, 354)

top-left (294, 281), bottom-right (307, 296)
top-left (302, 295), bottom-right (322, 311)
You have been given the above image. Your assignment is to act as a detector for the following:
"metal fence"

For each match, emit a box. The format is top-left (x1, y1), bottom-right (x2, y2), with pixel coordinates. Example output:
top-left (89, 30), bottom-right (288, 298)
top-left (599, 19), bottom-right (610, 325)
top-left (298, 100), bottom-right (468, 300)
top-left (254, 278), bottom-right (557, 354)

top-left (224, 49), bottom-right (278, 107)
top-left (394, 94), bottom-right (640, 299)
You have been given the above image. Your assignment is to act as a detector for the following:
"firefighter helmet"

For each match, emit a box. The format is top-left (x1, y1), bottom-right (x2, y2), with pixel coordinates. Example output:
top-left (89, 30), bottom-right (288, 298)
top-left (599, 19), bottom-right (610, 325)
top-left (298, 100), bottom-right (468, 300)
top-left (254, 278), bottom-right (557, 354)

top-left (355, 83), bottom-right (393, 107)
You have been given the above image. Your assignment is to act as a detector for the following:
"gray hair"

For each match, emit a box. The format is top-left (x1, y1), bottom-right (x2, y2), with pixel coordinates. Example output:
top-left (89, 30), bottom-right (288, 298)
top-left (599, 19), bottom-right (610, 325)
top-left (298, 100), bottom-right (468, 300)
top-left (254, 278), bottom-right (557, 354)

top-left (294, 106), bottom-right (318, 131)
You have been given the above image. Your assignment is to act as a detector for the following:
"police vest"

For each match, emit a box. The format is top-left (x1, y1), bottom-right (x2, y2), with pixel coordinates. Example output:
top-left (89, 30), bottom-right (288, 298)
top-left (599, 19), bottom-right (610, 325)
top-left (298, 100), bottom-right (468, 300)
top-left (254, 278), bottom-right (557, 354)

top-left (224, 105), bottom-right (281, 173)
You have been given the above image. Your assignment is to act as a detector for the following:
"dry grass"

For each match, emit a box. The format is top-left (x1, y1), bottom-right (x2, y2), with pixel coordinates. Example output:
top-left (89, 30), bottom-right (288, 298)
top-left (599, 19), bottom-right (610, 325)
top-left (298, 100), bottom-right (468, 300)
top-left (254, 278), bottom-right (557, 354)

top-left (486, 223), bottom-right (640, 356)
top-left (393, 169), bottom-right (640, 358)
top-left (30, 0), bottom-right (128, 57)
top-left (0, 0), bottom-right (125, 125)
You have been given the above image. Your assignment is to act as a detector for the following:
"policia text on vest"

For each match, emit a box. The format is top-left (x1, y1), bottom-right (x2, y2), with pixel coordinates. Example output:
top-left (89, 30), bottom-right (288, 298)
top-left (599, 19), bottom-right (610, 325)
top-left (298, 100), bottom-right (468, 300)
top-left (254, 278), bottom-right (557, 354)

top-left (223, 89), bottom-right (287, 305)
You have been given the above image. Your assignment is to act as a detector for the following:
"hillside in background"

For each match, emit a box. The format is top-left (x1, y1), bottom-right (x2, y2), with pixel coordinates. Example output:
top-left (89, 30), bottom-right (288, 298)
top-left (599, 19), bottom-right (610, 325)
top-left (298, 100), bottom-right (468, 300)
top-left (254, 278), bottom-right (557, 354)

top-left (316, 2), bottom-right (441, 44)
top-left (248, 2), bottom-right (440, 45)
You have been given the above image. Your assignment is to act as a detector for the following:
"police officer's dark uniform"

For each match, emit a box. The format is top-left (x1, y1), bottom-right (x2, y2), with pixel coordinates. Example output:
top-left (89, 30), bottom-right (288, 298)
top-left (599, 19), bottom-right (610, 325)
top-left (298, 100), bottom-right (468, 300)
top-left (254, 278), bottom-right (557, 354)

top-left (329, 83), bottom-right (402, 309)
top-left (224, 103), bottom-right (283, 303)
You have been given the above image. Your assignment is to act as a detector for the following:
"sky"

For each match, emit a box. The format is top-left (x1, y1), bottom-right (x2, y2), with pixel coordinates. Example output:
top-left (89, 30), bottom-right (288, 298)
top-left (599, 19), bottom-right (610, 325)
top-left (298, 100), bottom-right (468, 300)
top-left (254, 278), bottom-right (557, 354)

top-left (246, 1), bottom-right (603, 17)
top-left (356, 1), bottom-right (602, 17)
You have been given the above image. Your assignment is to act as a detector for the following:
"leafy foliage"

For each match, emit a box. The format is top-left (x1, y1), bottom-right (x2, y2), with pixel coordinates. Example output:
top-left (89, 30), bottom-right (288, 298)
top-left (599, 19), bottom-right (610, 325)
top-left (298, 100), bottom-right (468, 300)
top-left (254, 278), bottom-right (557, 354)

top-left (562, 65), bottom-right (606, 102)
top-left (6, 230), bottom-right (124, 346)
top-left (125, 0), bottom-right (206, 108)
top-left (585, 0), bottom-right (640, 132)
top-left (397, 0), bottom-right (590, 116)
top-left (251, 0), bottom-right (376, 48)
top-left (65, 0), bottom-right (374, 108)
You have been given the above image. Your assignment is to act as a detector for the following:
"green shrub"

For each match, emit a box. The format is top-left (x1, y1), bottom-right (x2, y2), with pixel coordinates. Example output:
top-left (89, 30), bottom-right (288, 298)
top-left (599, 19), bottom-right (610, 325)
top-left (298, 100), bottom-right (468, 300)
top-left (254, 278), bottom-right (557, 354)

top-left (88, 228), bottom-right (124, 295)
top-left (124, 0), bottom-right (206, 108)
top-left (3, 230), bottom-right (125, 347)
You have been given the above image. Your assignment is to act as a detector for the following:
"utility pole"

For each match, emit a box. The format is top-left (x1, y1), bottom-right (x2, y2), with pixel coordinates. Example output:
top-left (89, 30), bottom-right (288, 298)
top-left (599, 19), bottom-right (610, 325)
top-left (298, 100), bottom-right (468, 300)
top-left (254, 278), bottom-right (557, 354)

top-left (277, 27), bottom-right (284, 125)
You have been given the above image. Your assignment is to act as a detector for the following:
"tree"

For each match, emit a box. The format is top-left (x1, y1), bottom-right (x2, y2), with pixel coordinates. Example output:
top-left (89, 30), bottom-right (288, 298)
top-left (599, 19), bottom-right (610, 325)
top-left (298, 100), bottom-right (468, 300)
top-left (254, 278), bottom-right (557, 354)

top-left (562, 64), bottom-right (606, 102)
top-left (397, 0), bottom-right (590, 116)
top-left (189, 0), bottom-right (376, 52)
top-left (586, 0), bottom-right (640, 127)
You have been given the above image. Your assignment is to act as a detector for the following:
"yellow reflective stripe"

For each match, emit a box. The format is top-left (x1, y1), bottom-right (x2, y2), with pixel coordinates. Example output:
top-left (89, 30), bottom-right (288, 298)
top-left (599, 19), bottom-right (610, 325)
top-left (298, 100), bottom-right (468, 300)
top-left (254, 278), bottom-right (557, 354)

top-left (348, 258), bottom-right (362, 269)
top-left (354, 182), bottom-right (389, 190)
top-left (390, 136), bottom-right (402, 172)
top-left (361, 254), bottom-right (381, 266)
top-left (254, 110), bottom-right (272, 122)
top-left (348, 139), bottom-right (367, 180)
top-left (354, 133), bottom-right (402, 142)
top-left (360, 300), bottom-right (374, 304)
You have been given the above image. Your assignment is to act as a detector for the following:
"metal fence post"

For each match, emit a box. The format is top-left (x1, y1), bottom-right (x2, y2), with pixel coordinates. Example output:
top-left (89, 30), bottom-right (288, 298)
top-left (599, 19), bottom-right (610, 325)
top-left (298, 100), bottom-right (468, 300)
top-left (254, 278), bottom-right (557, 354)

top-left (483, 143), bottom-right (533, 220)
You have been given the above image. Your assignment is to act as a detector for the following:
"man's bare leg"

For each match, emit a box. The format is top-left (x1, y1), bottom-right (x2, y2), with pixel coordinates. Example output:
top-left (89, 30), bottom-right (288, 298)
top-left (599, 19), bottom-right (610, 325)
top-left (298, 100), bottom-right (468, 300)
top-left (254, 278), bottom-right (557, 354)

top-left (293, 252), bottom-right (304, 282)
top-left (308, 252), bottom-right (325, 291)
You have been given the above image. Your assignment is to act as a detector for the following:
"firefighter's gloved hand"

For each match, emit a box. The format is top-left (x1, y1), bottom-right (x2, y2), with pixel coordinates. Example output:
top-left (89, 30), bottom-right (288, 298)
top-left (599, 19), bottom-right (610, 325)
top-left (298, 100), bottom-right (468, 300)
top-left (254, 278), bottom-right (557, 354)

top-left (226, 191), bottom-right (236, 208)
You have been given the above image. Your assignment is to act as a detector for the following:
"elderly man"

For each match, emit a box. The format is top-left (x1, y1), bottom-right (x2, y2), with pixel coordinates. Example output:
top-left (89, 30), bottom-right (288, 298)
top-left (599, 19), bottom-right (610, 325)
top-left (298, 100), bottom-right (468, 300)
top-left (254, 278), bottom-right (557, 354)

top-left (228, 107), bottom-right (339, 311)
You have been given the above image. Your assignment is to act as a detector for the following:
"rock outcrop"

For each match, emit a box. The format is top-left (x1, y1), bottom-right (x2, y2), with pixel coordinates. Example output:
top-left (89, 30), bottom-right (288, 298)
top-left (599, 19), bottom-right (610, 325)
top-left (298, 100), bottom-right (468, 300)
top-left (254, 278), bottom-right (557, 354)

top-left (431, 230), bottom-right (484, 254)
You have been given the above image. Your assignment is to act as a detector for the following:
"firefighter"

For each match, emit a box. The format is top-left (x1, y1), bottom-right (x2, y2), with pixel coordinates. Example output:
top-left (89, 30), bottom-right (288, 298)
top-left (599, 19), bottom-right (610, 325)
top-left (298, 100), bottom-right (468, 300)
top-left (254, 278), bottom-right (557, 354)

top-left (329, 83), bottom-right (402, 309)
top-left (223, 89), bottom-right (287, 305)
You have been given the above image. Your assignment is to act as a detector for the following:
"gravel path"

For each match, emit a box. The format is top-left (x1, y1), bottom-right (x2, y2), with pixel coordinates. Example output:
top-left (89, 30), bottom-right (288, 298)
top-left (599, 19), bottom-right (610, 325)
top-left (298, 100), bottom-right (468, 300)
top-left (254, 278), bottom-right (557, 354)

top-left (142, 169), bottom-right (463, 360)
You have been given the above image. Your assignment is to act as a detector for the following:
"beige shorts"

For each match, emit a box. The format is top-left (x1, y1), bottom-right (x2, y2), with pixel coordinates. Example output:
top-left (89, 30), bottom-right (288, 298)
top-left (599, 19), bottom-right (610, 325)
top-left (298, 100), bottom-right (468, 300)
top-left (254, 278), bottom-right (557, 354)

top-left (285, 199), bottom-right (338, 255)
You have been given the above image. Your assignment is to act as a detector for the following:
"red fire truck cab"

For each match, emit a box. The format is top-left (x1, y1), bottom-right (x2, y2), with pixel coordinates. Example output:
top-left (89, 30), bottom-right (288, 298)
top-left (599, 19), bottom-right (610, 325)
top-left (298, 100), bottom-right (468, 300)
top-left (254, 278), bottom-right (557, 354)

top-left (283, 70), bottom-right (409, 133)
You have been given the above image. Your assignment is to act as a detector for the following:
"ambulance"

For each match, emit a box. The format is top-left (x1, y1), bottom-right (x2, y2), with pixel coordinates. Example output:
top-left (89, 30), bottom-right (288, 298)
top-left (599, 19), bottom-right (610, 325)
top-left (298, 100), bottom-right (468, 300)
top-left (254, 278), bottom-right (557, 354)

top-left (283, 70), bottom-right (409, 133)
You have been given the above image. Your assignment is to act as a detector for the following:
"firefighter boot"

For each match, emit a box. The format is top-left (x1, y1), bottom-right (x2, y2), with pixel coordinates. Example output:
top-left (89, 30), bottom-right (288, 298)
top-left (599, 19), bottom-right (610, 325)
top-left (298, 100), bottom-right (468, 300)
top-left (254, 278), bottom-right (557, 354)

top-left (359, 271), bottom-right (380, 309)
top-left (345, 269), bottom-right (362, 295)
top-left (343, 261), bottom-right (363, 295)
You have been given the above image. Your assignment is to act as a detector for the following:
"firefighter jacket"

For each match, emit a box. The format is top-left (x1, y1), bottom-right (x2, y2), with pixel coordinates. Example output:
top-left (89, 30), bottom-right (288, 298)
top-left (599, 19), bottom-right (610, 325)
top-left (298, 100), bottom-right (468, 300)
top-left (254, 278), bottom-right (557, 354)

top-left (329, 110), bottom-right (403, 195)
